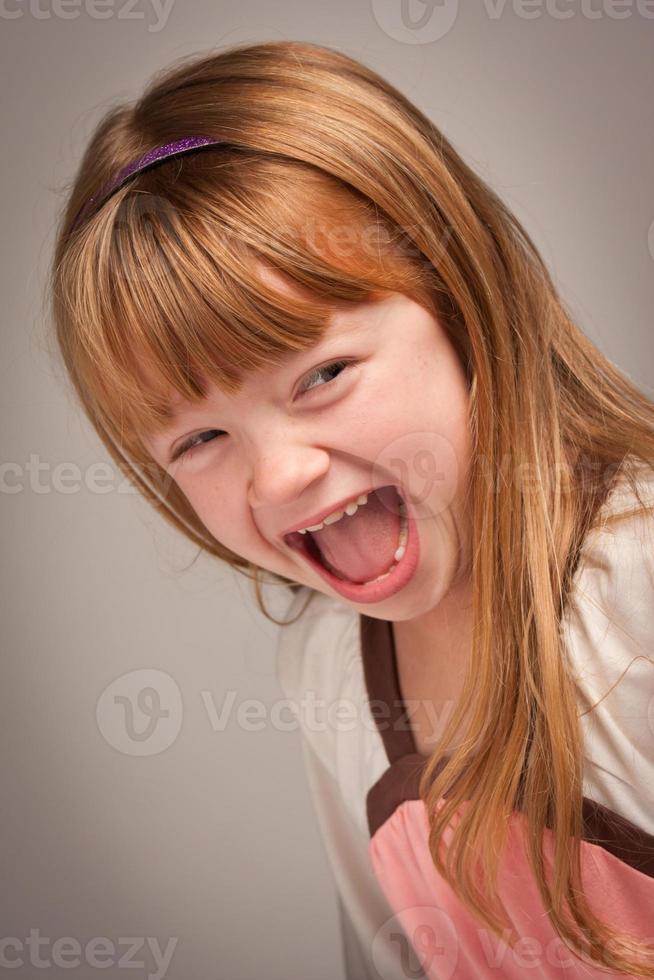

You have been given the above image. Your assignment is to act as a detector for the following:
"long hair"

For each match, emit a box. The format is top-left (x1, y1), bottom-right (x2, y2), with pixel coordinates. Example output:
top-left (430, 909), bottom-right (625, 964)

top-left (48, 40), bottom-right (654, 974)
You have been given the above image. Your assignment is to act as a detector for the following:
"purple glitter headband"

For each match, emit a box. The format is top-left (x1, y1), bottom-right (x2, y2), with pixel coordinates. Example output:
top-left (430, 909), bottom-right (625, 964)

top-left (69, 135), bottom-right (225, 234)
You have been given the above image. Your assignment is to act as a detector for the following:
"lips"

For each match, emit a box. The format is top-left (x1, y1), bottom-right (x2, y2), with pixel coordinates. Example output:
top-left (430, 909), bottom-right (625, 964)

top-left (285, 484), bottom-right (420, 604)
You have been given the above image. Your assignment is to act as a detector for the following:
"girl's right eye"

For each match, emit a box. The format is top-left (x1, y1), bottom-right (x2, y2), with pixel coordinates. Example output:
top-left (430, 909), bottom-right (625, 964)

top-left (170, 358), bottom-right (354, 463)
top-left (170, 428), bottom-right (225, 463)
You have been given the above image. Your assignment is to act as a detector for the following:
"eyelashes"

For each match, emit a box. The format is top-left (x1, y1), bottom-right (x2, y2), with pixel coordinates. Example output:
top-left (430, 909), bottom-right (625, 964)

top-left (298, 358), bottom-right (351, 394)
top-left (170, 428), bottom-right (226, 462)
top-left (169, 358), bottom-right (354, 463)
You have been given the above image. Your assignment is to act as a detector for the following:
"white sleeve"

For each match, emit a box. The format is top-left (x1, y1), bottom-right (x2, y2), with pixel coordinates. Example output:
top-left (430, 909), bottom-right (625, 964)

top-left (296, 732), bottom-right (405, 980)
top-left (274, 587), bottom-right (405, 980)
top-left (338, 893), bottom-right (378, 980)
top-left (563, 472), bottom-right (654, 834)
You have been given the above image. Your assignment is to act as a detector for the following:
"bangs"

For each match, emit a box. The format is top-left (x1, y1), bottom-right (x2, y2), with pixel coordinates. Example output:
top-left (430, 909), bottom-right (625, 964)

top-left (60, 151), bottom-right (436, 460)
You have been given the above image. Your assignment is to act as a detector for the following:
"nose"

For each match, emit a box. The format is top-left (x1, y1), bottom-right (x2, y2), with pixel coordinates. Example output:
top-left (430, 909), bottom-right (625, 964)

top-left (246, 442), bottom-right (331, 513)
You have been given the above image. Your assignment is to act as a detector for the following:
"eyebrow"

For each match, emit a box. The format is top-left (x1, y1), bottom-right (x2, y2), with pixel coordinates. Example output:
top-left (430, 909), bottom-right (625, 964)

top-left (150, 396), bottom-right (204, 439)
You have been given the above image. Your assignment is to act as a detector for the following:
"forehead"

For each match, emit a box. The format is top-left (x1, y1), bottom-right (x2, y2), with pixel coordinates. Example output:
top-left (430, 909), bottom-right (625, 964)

top-left (255, 259), bottom-right (395, 328)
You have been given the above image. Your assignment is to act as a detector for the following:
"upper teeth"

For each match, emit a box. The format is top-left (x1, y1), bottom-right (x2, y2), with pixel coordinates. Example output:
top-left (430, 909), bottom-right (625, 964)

top-left (296, 493), bottom-right (371, 534)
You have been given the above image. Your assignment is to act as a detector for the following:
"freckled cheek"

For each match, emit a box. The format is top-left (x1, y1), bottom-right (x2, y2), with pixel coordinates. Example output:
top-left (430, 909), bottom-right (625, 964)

top-left (185, 482), bottom-right (278, 561)
top-left (177, 479), bottom-right (244, 547)
top-left (351, 381), bottom-right (470, 509)
top-left (348, 385), bottom-right (426, 450)
top-left (333, 387), bottom-right (409, 450)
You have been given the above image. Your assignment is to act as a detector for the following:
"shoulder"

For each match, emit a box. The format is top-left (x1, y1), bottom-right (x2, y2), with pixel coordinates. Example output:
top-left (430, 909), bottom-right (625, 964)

top-left (562, 460), bottom-right (654, 832)
top-left (567, 462), bottom-right (654, 657)
top-left (274, 586), bottom-right (361, 706)
top-left (273, 587), bottom-right (376, 803)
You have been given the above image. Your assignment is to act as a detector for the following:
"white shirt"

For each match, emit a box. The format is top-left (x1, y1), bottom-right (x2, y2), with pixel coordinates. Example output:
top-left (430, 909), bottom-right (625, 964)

top-left (275, 464), bottom-right (654, 979)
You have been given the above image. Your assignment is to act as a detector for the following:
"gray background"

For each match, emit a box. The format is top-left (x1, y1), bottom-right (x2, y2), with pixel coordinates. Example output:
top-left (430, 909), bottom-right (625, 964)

top-left (2, 3), bottom-right (653, 979)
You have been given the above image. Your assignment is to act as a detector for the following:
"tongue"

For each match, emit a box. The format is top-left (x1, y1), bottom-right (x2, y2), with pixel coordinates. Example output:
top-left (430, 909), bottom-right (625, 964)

top-left (310, 486), bottom-right (401, 583)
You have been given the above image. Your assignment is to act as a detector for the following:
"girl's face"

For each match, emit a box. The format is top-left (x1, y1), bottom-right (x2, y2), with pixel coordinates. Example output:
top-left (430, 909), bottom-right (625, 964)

top-left (146, 266), bottom-right (474, 621)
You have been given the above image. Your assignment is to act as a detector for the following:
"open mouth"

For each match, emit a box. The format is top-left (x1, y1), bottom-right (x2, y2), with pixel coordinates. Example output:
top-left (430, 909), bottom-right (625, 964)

top-left (284, 485), bottom-right (419, 603)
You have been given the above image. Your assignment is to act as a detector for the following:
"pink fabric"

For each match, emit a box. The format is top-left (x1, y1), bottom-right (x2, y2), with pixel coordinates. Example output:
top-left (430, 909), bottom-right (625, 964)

top-left (368, 799), bottom-right (654, 979)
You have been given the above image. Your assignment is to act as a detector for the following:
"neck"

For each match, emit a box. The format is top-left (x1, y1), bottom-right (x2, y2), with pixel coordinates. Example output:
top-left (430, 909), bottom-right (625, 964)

top-left (393, 573), bottom-right (473, 655)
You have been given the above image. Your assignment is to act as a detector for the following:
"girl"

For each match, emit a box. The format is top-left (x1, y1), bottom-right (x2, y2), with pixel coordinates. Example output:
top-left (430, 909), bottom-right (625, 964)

top-left (49, 40), bottom-right (654, 978)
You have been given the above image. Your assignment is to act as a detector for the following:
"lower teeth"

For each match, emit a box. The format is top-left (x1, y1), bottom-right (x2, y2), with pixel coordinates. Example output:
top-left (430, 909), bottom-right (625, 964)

top-left (364, 562), bottom-right (400, 585)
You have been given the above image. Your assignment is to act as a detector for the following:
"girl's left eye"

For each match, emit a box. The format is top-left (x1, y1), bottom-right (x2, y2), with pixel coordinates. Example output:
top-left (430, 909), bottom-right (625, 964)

top-left (298, 359), bottom-right (352, 395)
top-left (170, 359), bottom-right (353, 463)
